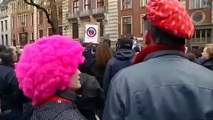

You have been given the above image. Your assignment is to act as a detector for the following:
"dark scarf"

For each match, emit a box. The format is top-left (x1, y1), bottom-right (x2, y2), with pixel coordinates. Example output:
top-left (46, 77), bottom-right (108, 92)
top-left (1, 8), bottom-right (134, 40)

top-left (134, 44), bottom-right (185, 64)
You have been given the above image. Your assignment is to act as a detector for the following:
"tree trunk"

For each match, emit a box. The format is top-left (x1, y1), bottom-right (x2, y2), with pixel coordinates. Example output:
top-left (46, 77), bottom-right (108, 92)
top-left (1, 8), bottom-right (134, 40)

top-left (49, 0), bottom-right (59, 34)
top-left (24, 0), bottom-right (60, 35)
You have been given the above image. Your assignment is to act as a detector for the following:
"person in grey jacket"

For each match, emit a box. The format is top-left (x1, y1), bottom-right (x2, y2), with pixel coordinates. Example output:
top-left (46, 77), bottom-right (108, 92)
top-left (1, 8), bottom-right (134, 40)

top-left (103, 0), bottom-right (213, 120)
top-left (103, 37), bottom-right (134, 95)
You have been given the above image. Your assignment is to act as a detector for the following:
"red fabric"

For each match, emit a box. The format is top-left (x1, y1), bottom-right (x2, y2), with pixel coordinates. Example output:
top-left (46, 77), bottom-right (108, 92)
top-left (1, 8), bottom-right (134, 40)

top-left (39, 96), bottom-right (71, 106)
top-left (146, 0), bottom-right (194, 39)
top-left (134, 44), bottom-right (185, 64)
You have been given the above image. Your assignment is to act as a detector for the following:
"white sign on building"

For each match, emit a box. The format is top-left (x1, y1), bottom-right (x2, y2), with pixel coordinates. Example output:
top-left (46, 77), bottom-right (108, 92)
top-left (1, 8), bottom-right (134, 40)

top-left (84, 24), bottom-right (99, 43)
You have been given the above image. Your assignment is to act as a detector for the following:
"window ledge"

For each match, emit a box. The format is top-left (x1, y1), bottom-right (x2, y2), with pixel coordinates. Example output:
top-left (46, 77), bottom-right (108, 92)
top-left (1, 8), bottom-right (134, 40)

top-left (121, 8), bottom-right (132, 11)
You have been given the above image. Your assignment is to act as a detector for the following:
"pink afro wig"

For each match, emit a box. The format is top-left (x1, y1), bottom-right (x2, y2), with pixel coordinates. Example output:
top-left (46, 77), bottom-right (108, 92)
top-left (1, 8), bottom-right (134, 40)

top-left (15, 35), bottom-right (84, 105)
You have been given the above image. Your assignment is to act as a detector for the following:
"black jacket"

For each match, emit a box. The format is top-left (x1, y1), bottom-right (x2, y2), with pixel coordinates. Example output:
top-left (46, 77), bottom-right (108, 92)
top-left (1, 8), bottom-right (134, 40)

top-left (0, 64), bottom-right (28, 120)
top-left (30, 91), bottom-right (86, 120)
top-left (31, 102), bottom-right (86, 120)
top-left (201, 58), bottom-right (213, 71)
top-left (76, 73), bottom-right (104, 120)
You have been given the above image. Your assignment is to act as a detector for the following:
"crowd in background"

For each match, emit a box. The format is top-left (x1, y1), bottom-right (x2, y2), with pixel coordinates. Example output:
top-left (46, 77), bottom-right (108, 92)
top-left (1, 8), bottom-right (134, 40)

top-left (1, 0), bottom-right (213, 119)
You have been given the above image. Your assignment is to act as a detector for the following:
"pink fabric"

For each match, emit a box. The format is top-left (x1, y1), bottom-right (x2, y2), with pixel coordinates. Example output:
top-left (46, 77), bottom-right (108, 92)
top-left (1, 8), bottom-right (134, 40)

top-left (146, 0), bottom-right (194, 39)
top-left (15, 35), bottom-right (84, 106)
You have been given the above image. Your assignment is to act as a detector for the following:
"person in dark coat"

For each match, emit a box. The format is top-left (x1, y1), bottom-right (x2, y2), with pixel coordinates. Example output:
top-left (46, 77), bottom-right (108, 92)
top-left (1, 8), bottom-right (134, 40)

top-left (103, 0), bottom-right (213, 120)
top-left (200, 44), bottom-right (213, 71)
top-left (15, 35), bottom-right (86, 120)
top-left (76, 73), bottom-right (104, 120)
top-left (103, 37), bottom-right (134, 95)
top-left (0, 48), bottom-right (28, 120)
top-left (91, 42), bottom-right (112, 88)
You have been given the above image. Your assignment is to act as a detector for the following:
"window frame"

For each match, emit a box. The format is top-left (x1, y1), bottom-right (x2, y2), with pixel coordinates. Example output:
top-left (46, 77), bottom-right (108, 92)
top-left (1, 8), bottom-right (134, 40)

top-left (121, 16), bottom-right (132, 35)
top-left (38, 11), bottom-right (43, 25)
top-left (73, 0), bottom-right (79, 13)
top-left (121, 0), bottom-right (132, 10)
top-left (5, 20), bottom-right (7, 31)
top-left (97, 0), bottom-right (104, 8)
top-left (141, 0), bottom-right (148, 7)
top-left (38, 29), bottom-right (44, 38)
top-left (1, 21), bottom-right (3, 31)
top-left (84, 0), bottom-right (91, 10)
top-left (189, 0), bottom-right (211, 9)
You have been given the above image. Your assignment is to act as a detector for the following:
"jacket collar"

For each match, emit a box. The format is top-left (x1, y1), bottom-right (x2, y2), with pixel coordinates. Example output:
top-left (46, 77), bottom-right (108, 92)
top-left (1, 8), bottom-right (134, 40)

top-left (144, 50), bottom-right (187, 61)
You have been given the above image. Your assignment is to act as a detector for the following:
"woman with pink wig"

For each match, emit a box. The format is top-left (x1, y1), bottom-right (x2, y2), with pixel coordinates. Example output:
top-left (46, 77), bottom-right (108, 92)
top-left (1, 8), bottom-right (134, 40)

top-left (15, 35), bottom-right (87, 119)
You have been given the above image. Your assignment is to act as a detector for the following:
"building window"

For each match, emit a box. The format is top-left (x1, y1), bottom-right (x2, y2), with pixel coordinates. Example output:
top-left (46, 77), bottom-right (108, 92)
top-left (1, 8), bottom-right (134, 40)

top-left (122, 0), bottom-right (132, 9)
top-left (31, 13), bottom-right (34, 26)
top-left (58, 6), bottom-right (62, 20)
top-left (39, 29), bottom-right (43, 38)
top-left (1, 35), bottom-right (4, 45)
top-left (5, 34), bottom-right (8, 45)
top-left (141, 0), bottom-right (149, 7)
top-left (97, 0), bottom-right (104, 8)
top-left (84, 0), bottom-right (91, 10)
top-left (59, 26), bottom-right (63, 35)
top-left (12, 17), bottom-right (15, 28)
top-left (48, 28), bottom-right (53, 36)
top-left (122, 17), bottom-right (132, 35)
top-left (39, 11), bottom-right (43, 25)
top-left (73, 0), bottom-right (79, 13)
top-left (192, 29), bottom-right (211, 43)
top-left (5, 20), bottom-right (7, 30)
top-left (1, 21), bottom-right (3, 31)
top-left (141, 14), bottom-right (145, 34)
top-left (189, 0), bottom-right (212, 9)
top-left (31, 32), bottom-right (34, 40)
top-left (97, 19), bottom-right (104, 37)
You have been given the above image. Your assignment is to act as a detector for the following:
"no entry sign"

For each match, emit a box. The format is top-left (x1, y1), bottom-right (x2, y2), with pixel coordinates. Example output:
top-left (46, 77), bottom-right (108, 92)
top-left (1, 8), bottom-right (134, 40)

top-left (85, 24), bottom-right (99, 43)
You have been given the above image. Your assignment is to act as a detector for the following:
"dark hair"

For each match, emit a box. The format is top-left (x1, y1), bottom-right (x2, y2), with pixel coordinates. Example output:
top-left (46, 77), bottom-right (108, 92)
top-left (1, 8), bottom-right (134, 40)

top-left (117, 37), bottom-right (133, 50)
top-left (0, 48), bottom-right (14, 67)
top-left (144, 20), bottom-right (185, 46)
top-left (185, 52), bottom-right (196, 62)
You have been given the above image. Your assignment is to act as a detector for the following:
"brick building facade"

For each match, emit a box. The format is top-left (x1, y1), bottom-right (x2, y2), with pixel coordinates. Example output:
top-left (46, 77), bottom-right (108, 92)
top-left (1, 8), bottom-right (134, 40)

top-left (186, 0), bottom-right (213, 48)
top-left (118, 0), bottom-right (147, 41)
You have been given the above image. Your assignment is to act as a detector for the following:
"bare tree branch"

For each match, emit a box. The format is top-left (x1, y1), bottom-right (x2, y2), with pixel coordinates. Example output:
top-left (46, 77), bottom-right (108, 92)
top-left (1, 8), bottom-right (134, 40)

top-left (23, 0), bottom-right (57, 34)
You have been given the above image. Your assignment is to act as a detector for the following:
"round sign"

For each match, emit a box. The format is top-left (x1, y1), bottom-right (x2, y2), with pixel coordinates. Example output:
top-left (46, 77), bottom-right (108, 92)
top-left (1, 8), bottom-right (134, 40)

top-left (86, 27), bottom-right (97, 37)
top-left (191, 10), bottom-right (205, 25)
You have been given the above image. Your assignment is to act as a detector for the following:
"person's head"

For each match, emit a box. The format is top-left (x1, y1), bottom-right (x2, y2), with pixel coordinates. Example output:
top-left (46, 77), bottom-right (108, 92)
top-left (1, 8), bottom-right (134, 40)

top-left (185, 52), bottom-right (197, 62)
top-left (117, 37), bottom-right (133, 50)
top-left (143, 20), bottom-right (186, 46)
top-left (143, 0), bottom-right (194, 47)
top-left (0, 45), bottom-right (6, 52)
top-left (201, 44), bottom-right (213, 60)
top-left (0, 48), bottom-right (14, 67)
top-left (15, 35), bottom-right (84, 105)
top-left (9, 46), bottom-right (18, 62)
top-left (96, 42), bottom-right (112, 67)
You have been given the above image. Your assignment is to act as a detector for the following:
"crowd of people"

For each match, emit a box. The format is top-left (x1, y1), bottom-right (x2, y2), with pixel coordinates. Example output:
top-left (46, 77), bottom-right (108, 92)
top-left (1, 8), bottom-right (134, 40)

top-left (1, 0), bottom-right (213, 120)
